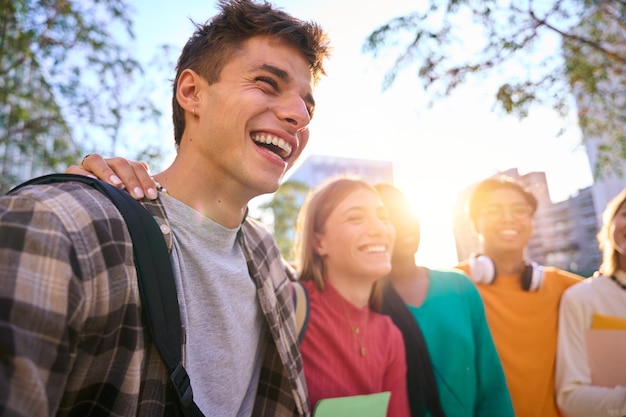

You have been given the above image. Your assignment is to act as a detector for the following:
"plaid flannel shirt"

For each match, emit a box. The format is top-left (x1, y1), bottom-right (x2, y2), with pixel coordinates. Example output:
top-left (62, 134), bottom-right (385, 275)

top-left (0, 180), bottom-right (309, 417)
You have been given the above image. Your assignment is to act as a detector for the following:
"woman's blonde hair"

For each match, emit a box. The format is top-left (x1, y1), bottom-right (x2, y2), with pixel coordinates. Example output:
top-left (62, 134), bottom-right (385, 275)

top-left (598, 187), bottom-right (626, 276)
top-left (293, 176), bottom-right (385, 310)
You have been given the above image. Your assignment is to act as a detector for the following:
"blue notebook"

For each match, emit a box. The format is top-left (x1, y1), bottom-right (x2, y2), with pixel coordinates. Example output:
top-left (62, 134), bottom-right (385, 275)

top-left (312, 391), bottom-right (391, 417)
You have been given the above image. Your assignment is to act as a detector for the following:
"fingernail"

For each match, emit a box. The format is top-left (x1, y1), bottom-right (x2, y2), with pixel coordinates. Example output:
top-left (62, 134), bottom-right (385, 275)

top-left (146, 188), bottom-right (158, 200)
top-left (110, 175), bottom-right (123, 186)
top-left (133, 187), bottom-right (144, 199)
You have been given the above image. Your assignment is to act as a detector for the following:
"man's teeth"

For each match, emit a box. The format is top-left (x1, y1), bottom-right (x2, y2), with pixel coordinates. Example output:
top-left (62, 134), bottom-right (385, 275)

top-left (252, 134), bottom-right (292, 156)
top-left (365, 245), bottom-right (386, 253)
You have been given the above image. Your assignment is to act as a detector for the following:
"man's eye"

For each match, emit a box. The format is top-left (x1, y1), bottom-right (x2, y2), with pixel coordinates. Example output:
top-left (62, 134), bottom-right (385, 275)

top-left (478, 207), bottom-right (503, 221)
top-left (511, 205), bottom-right (531, 217)
top-left (257, 77), bottom-right (278, 89)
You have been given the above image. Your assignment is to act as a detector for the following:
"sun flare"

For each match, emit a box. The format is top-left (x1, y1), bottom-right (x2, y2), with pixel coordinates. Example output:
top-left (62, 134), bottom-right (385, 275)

top-left (393, 178), bottom-right (460, 269)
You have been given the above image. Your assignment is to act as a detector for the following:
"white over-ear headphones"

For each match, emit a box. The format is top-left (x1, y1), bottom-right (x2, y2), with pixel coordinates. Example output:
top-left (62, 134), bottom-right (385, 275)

top-left (468, 253), bottom-right (544, 291)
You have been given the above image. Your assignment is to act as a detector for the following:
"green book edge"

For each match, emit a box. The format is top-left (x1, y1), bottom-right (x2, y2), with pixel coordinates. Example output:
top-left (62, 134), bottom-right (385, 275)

top-left (312, 391), bottom-right (391, 417)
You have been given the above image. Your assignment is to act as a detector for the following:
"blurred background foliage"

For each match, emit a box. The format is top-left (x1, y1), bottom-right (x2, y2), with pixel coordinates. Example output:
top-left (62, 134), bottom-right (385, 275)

top-left (0, 0), bottom-right (172, 194)
top-left (363, 0), bottom-right (626, 178)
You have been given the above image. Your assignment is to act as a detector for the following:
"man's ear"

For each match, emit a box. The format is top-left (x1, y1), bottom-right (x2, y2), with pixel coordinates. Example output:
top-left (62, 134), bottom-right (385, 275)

top-left (176, 69), bottom-right (203, 114)
top-left (473, 221), bottom-right (487, 248)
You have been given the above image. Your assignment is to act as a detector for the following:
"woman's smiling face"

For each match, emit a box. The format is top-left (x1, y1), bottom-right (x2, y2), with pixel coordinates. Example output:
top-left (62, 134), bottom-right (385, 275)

top-left (314, 187), bottom-right (395, 283)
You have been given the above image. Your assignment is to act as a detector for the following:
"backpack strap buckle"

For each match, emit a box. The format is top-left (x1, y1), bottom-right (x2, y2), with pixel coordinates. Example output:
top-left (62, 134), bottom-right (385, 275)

top-left (170, 362), bottom-right (194, 407)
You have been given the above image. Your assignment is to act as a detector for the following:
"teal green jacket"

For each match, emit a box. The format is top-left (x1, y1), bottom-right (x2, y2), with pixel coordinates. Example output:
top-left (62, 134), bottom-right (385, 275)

top-left (409, 269), bottom-right (514, 417)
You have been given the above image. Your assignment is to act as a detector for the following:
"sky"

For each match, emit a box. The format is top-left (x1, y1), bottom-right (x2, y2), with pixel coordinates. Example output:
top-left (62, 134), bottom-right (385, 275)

top-left (128, 0), bottom-right (595, 267)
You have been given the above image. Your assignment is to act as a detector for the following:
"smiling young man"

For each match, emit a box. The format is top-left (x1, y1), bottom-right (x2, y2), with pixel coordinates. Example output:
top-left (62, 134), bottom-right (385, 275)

top-left (455, 177), bottom-right (582, 417)
top-left (0, 1), bottom-right (330, 416)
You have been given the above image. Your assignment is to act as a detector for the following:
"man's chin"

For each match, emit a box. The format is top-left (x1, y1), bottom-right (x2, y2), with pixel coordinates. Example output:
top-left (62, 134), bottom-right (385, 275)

top-left (285, 158), bottom-right (299, 172)
top-left (257, 179), bottom-right (283, 197)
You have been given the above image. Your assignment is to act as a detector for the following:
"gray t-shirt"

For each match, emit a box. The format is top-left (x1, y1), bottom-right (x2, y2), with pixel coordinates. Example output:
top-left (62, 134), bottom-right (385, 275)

top-left (161, 193), bottom-right (264, 417)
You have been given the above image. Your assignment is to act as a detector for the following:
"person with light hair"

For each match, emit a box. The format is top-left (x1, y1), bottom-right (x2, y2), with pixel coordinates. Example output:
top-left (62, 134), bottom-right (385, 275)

top-left (293, 177), bottom-right (410, 416)
top-left (555, 188), bottom-right (626, 417)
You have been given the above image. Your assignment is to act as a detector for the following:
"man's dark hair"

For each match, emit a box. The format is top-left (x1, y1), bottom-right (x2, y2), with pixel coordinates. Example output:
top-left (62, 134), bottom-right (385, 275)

top-left (171, 0), bottom-right (331, 146)
top-left (467, 176), bottom-right (538, 227)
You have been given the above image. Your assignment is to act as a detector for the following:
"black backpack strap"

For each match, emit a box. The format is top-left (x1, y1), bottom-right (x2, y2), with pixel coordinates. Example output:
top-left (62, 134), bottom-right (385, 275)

top-left (9, 173), bottom-right (204, 416)
top-left (381, 280), bottom-right (446, 417)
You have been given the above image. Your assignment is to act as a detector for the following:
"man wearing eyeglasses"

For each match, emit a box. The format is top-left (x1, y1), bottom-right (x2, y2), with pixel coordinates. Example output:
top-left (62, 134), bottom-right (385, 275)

top-left (455, 176), bottom-right (582, 417)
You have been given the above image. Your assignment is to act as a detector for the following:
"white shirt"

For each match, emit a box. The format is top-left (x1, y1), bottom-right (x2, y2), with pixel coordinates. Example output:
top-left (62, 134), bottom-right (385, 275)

top-left (556, 274), bottom-right (626, 417)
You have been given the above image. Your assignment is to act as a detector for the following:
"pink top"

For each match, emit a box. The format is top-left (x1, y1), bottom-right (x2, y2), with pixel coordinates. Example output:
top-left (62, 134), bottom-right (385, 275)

top-left (299, 280), bottom-right (410, 417)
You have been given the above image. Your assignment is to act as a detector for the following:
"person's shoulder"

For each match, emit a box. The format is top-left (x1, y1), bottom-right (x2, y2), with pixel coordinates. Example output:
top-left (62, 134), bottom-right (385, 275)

top-left (430, 267), bottom-right (477, 292)
top-left (559, 278), bottom-right (601, 312)
top-left (431, 267), bottom-right (472, 280)
top-left (1, 180), bottom-right (131, 261)
top-left (563, 274), bottom-right (606, 297)
top-left (454, 260), bottom-right (471, 274)
top-left (7, 178), bottom-right (97, 199)
top-left (543, 266), bottom-right (583, 286)
top-left (3, 179), bottom-right (120, 220)
top-left (242, 215), bottom-right (273, 238)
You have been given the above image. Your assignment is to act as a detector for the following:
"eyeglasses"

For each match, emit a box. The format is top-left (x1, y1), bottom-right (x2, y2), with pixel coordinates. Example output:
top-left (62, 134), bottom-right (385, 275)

top-left (478, 204), bottom-right (533, 221)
